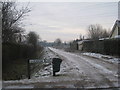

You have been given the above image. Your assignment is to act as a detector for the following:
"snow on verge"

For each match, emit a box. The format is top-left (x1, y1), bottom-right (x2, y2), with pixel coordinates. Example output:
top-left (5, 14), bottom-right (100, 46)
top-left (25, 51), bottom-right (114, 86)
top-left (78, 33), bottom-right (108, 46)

top-left (82, 52), bottom-right (119, 64)
top-left (4, 85), bottom-right (34, 89)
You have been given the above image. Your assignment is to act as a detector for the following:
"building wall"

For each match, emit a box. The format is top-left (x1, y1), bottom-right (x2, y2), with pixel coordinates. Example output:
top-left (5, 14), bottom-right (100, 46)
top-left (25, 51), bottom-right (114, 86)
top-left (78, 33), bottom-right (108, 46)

top-left (78, 44), bottom-right (83, 51)
top-left (110, 26), bottom-right (118, 38)
top-left (78, 41), bottom-right (83, 51)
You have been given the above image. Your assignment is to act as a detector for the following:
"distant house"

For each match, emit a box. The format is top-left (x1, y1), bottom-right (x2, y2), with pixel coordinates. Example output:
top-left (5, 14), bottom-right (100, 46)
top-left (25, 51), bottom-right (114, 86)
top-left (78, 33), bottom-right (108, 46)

top-left (77, 39), bottom-right (91, 51)
top-left (109, 20), bottom-right (120, 39)
top-left (78, 41), bottom-right (83, 51)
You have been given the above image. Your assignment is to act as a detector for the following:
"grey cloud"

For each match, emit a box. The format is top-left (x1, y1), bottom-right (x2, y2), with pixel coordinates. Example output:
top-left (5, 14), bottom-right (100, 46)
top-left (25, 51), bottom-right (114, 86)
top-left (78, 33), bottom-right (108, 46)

top-left (23, 2), bottom-right (117, 42)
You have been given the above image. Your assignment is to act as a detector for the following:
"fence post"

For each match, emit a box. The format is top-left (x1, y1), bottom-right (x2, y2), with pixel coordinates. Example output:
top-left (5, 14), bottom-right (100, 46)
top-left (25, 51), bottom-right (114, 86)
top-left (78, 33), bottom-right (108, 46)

top-left (27, 59), bottom-right (30, 79)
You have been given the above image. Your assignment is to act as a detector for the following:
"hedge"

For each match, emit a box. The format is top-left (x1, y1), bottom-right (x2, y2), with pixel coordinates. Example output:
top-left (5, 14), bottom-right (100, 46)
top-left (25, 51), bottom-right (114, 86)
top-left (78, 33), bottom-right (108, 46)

top-left (2, 42), bottom-right (40, 80)
top-left (2, 42), bottom-right (36, 64)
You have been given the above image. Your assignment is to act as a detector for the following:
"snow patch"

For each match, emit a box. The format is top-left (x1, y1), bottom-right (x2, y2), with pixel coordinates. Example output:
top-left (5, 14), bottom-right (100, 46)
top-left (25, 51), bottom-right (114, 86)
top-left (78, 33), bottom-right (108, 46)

top-left (82, 52), bottom-right (119, 64)
top-left (81, 57), bottom-right (114, 74)
top-left (4, 85), bottom-right (34, 89)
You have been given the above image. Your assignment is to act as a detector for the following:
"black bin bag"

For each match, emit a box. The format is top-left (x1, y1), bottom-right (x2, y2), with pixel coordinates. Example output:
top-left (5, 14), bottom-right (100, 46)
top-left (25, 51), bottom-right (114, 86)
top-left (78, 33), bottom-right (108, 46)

top-left (52, 58), bottom-right (62, 76)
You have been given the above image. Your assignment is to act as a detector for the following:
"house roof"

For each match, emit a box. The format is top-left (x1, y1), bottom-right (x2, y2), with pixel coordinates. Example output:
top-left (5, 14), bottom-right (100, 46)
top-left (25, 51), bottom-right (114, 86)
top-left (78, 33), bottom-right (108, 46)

top-left (109, 20), bottom-right (120, 38)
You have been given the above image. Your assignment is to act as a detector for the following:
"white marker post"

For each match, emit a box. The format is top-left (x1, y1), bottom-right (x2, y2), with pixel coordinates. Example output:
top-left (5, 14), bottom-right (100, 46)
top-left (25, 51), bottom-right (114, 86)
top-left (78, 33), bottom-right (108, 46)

top-left (28, 59), bottom-right (43, 79)
top-left (28, 60), bottom-right (30, 79)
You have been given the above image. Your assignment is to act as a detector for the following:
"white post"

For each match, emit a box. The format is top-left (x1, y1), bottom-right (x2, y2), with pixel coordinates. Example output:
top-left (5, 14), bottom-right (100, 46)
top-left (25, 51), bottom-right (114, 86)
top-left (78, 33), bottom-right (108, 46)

top-left (28, 60), bottom-right (30, 79)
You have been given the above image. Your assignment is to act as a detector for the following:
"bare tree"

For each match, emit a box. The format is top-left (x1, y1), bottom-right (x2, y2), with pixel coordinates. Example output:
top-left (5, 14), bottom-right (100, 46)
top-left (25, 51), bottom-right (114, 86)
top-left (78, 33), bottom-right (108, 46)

top-left (1, 1), bottom-right (31, 43)
top-left (27, 31), bottom-right (39, 47)
top-left (101, 29), bottom-right (110, 38)
top-left (54, 38), bottom-right (62, 46)
top-left (87, 24), bottom-right (110, 40)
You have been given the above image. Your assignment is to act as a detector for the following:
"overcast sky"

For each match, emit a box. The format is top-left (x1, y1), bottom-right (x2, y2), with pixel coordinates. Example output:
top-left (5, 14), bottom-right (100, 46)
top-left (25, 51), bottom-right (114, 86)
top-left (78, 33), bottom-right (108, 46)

top-left (21, 2), bottom-right (118, 42)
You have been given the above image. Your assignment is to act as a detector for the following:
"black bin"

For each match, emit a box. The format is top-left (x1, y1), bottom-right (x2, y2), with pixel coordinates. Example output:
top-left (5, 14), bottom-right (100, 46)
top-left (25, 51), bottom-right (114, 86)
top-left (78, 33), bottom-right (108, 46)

top-left (52, 58), bottom-right (62, 76)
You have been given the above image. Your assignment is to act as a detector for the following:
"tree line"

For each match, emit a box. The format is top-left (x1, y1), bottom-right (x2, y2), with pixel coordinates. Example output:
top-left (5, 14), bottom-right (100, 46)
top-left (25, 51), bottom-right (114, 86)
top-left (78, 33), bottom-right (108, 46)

top-left (2, 1), bottom-right (43, 80)
top-left (2, 1), bottom-right (40, 45)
